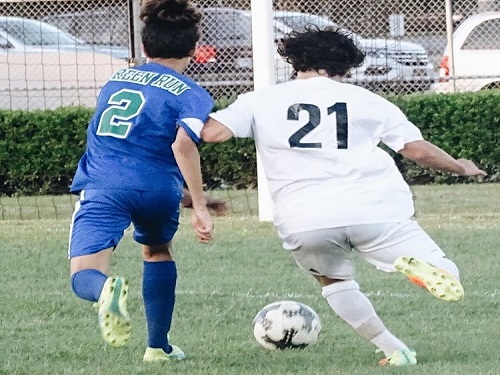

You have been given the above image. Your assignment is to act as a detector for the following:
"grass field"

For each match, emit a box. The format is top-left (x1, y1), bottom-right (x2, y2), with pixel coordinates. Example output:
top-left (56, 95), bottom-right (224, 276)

top-left (0, 185), bottom-right (499, 375)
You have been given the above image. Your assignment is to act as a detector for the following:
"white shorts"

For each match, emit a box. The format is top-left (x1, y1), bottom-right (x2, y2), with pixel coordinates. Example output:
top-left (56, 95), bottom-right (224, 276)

top-left (279, 220), bottom-right (446, 280)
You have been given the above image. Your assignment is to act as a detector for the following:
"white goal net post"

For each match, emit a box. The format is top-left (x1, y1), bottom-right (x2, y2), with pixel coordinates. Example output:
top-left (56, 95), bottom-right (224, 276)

top-left (250, 0), bottom-right (275, 221)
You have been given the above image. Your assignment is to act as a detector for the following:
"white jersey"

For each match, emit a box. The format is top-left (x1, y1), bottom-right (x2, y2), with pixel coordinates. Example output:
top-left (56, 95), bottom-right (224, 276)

top-left (209, 77), bottom-right (423, 234)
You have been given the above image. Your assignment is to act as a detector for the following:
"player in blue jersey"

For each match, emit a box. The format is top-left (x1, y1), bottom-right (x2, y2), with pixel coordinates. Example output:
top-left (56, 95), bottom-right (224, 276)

top-left (68, 0), bottom-right (213, 362)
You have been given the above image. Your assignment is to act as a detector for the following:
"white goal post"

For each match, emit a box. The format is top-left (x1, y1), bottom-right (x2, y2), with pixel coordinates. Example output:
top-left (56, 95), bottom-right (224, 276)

top-left (250, 0), bottom-right (275, 221)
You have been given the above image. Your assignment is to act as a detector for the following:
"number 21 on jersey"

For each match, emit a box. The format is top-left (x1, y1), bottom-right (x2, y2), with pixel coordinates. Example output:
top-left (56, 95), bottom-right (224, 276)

top-left (287, 102), bottom-right (348, 149)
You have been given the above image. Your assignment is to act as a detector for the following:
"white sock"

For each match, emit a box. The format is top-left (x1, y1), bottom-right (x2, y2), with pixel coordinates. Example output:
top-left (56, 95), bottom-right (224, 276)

top-left (322, 280), bottom-right (408, 356)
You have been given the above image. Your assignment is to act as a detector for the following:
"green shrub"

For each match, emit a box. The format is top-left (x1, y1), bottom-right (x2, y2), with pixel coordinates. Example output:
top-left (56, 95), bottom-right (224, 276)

top-left (0, 91), bottom-right (498, 196)
top-left (0, 107), bottom-right (91, 195)
top-left (389, 91), bottom-right (500, 184)
top-left (200, 139), bottom-right (256, 189)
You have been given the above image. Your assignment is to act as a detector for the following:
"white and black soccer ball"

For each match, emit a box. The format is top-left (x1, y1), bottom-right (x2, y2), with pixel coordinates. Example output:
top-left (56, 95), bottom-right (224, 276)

top-left (253, 300), bottom-right (322, 350)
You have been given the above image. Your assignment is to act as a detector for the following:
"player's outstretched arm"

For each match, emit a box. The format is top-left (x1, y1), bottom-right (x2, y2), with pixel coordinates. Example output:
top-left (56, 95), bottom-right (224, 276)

top-left (172, 127), bottom-right (214, 243)
top-left (200, 118), bottom-right (234, 143)
top-left (399, 140), bottom-right (487, 177)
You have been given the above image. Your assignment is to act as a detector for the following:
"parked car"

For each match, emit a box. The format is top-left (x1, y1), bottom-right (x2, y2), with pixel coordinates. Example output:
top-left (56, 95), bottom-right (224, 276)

top-left (183, 7), bottom-right (292, 88)
top-left (43, 7), bottom-right (292, 90)
top-left (431, 11), bottom-right (500, 93)
top-left (39, 7), bottom-right (426, 93)
top-left (42, 7), bottom-right (129, 48)
top-left (0, 17), bottom-right (129, 110)
top-left (273, 11), bottom-right (436, 93)
top-left (0, 17), bottom-right (129, 59)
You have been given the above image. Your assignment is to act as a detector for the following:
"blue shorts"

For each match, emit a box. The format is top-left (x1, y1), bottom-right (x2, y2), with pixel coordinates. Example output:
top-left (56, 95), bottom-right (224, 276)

top-left (69, 188), bottom-right (182, 258)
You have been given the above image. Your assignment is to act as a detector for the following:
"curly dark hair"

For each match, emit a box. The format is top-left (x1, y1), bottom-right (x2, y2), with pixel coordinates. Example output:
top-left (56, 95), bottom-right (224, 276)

top-left (278, 25), bottom-right (365, 77)
top-left (140, 0), bottom-right (201, 59)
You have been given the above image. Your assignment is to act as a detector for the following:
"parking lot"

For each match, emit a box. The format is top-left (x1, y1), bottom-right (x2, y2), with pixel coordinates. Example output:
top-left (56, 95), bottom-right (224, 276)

top-left (0, 49), bottom-right (128, 110)
top-left (1, 0), bottom-right (499, 110)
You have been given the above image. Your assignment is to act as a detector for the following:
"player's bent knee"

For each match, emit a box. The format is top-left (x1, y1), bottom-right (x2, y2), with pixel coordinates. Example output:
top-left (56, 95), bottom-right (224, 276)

top-left (70, 248), bottom-right (113, 275)
top-left (314, 274), bottom-right (352, 286)
top-left (142, 242), bottom-right (173, 261)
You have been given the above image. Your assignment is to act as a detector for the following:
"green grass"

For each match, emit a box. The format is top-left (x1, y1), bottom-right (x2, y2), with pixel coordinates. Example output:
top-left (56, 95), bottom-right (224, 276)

top-left (0, 185), bottom-right (499, 375)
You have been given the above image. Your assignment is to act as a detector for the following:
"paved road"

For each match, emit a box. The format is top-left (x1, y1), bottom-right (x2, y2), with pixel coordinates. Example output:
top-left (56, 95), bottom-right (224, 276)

top-left (0, 50), bottom-right (128, 110)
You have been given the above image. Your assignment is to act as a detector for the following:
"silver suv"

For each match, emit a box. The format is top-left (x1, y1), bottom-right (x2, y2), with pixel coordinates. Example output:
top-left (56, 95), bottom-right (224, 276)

top-left (274, 11), bottom-right (435, 93)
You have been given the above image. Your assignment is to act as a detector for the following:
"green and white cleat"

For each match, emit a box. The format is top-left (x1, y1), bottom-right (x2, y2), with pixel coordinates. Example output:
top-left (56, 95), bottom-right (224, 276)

top-left (143, 345), bottom-right (186, 362)
top-left (97, 276), bottom-right (131, 347)
top-left (379, 348), bottom-right (417, 366)
top-left (394, 256), bottom-right (464, 302)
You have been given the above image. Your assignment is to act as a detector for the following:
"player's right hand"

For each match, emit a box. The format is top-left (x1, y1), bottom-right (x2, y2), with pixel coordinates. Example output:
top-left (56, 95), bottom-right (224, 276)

top-left (191, 207), bottom-right (214, 244)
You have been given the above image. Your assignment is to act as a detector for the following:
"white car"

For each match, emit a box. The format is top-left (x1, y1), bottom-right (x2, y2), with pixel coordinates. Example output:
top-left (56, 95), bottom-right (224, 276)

top-left (431, 12), bottom-right (500, 93)
top-left (274, 11), bottom-right (435, 93)
top-left (0, 17), bottom-right (129, 59)
top-left (0, 17), bottom-right (129, 110)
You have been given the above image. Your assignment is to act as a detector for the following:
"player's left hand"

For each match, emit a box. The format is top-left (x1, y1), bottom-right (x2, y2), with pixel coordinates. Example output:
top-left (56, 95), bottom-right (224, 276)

top-left (456, 159), bottom-right (487, 176)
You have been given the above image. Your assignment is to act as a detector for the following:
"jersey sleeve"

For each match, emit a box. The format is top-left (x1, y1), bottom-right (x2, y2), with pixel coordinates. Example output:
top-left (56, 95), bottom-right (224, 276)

top-left (379, 102), bottom-right (423, 152)
top-left (402, 121), bottom-right (423, 143)
top-left (208, 93), bottom-right (255, 138)
top-left (178, 87), bottom-right (214, 144)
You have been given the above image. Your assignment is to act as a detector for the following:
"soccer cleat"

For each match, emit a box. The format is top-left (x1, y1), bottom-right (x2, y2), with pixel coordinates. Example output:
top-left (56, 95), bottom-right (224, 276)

top-left (394, 256), bottom-right (464, 302)
top-left (97, 276), bottom-right (131, 347)
top-left (378, 348), bottom-right (417, 366)
top-left (143, 345), bottom-right (186, 362)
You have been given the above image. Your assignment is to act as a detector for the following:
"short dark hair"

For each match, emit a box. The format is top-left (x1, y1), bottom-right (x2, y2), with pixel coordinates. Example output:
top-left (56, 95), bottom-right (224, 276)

top-left (140, 0), bottom-right (201, 59)
top-left (278, 25), bottom-right (365, 76)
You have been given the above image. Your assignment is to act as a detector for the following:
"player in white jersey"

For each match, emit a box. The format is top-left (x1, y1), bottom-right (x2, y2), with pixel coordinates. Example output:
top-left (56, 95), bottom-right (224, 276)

top-left (201, 26), bottom-right (486, 366)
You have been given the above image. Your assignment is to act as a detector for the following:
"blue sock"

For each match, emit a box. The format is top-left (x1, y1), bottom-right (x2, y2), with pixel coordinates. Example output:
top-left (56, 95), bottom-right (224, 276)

top-left (71, 269), bottom-right (108, 302)
top-left (143, 261), bottom-right (177, 353)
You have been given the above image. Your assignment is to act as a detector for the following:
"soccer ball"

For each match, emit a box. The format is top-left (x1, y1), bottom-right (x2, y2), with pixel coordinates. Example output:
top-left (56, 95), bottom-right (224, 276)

top-left (253, 300), bottom-right (322, 350)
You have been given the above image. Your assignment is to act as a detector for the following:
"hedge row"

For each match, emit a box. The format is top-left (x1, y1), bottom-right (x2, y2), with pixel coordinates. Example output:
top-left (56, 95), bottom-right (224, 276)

top-left (0, 91), bottom-right (499, 196)
top-left (389, 91), bottom-right (499, 184)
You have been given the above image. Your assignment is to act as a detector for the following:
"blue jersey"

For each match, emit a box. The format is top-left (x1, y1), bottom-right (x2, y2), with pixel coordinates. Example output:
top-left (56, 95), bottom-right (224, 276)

top-left (71, 62), bottom-right (214, 193)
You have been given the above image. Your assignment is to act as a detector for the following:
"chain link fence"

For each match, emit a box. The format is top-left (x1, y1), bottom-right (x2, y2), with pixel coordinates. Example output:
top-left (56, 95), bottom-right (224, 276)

top-left (0, 190), bottom-right (259, 219)
top-left (1, 0), bottom-right (499, 110)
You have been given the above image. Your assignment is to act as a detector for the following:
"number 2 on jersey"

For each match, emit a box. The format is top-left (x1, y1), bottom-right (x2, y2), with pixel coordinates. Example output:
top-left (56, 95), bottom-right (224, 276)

top-left (97, 89), bottom-right (145, 138)
top-left (287, 102), bottom-right (348, 149)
